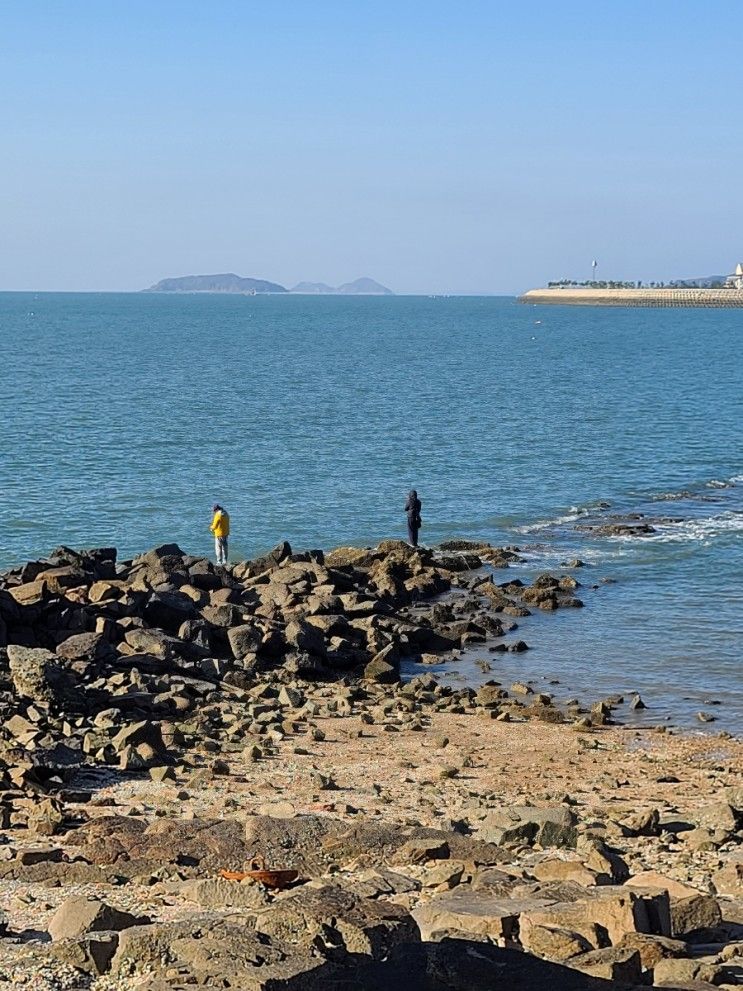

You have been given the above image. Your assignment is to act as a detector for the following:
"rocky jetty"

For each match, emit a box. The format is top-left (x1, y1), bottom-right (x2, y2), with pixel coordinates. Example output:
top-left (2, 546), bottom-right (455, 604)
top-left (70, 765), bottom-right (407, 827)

top-left (0, 540), bottom-right (740, 989)
top-left (520, 286), bottom-right (743, 308)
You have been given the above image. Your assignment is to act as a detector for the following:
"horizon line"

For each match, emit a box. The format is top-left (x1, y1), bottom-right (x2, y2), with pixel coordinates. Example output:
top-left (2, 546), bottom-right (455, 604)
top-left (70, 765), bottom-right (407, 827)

top-left (0, 288), bottom-right (520, 297)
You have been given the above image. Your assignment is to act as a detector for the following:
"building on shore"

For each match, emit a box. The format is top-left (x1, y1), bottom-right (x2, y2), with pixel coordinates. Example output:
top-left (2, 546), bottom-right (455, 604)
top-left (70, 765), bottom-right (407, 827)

top-left (726, 262), bottom-right (743, 290)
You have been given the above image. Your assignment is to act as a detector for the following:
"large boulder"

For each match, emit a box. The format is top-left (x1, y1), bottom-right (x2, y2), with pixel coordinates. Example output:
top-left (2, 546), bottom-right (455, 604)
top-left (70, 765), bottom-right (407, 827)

top-left (111, 917), bottom-right (283, 991)
top-left (255, 884), bottom-right (419, 959)
top-left (284, 620), bottom-right (327, 657)
top-left (652, 956), bottom-right (721, 986)
top-left (414, 891), bottom-right (553, 941)
top-left (122, 627), bottom-right (184, 660)
top-left (143, 591), bottom-right (196, 631)
top-left (187, 558), bottom-right (224, 591)
top-left (56, 631), bottom-right (110, 663)
top-left (236, 541), bottom-right (293, 579)
top-left (577, 837), bottom-right (629, 884)
top-left (66, 816), bottom-right (147, 865)
top-left (201, 602), bottom-right (244, 627)
top-left (227, 622), bottom-right (264, 659)
top-left (35, 565), bottom-right (88, 593)
top-left (713, 855), bottom-right (743, 897)
top-left (77, 816), bottom-right (247, 872)
top-left (364, 644), bottom-right (400, 683)
top-left (520, 886), bottom-right (671, 948)
top-left (695, 801), bottom-right (740, 833)
top-left (244, 814), bottom-right (348, 873)
top-left (324, 547), bottom-right (377, 568)
top-left (477, 806), bottom-right (578, 849)
top-left (8, 579), bottom-right (48, 605)
top-left (133, 543), bottom-right (187, 565)
top-left (625, 872), bottom-right (722, 936)
top-left (110, 720), bottom-right (168, 756)
top-left (568, 946), bottom-right (642, 983)
top-left (48, 896), bottom-right (147, 941)
top-left (520, 922), bottom-right (593, 961)
top-left (33, 933), bottom-right (120, 976)
top-left (669, 894), bottom-right (722, 937)
top-left (7, 644), bottom-right (77, 704)
top-left (110, 919), bottom-right (328, 987)
top-left (179, 877), bottom-right (270, 910)
top-left (616, 932), bottom-right (688, 970)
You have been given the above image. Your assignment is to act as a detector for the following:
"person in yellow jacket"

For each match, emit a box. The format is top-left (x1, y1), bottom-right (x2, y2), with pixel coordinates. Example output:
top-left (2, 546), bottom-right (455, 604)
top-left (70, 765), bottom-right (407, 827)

top-left (209, 503), bottom-right (230, 565)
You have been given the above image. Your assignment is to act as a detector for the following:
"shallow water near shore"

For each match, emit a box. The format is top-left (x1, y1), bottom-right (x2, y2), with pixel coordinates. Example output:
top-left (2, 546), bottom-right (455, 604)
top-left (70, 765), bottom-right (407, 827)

top-left (0, 292), bottom-right (741, 730)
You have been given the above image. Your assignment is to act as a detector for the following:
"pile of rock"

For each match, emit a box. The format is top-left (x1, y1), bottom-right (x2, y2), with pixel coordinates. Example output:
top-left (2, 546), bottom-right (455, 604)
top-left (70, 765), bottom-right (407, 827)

top-left (0, 539), bottom-right (584, 790)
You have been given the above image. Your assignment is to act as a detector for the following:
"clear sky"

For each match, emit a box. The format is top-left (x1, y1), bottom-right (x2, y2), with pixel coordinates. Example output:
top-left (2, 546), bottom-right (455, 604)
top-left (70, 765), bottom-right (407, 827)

top-left (1, 1), bottom-right (741, 293)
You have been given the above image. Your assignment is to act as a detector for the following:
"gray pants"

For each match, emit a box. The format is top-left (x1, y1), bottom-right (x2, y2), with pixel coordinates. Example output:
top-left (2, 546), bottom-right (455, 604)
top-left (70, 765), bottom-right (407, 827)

top-left (215, 536), bottom-right (228, 565)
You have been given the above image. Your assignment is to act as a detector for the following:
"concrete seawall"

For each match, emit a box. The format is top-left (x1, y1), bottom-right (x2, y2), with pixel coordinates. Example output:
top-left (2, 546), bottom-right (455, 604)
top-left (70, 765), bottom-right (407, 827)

top-left (519, 287), bottom-right (743, 308)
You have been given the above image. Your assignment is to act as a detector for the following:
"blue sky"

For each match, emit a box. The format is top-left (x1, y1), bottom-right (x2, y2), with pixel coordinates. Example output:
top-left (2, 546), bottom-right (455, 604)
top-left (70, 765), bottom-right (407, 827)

top-left (1, 1), bottom-right (740, 292)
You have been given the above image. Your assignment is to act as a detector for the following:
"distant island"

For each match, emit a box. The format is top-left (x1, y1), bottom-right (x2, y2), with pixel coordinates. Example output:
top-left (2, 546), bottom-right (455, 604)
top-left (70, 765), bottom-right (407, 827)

top-left (145, 274), bottom-right (393, 295)
top-left (146, 274), bottom-right (287, 294)
top-left (291, 277), bottom-right (393, 295)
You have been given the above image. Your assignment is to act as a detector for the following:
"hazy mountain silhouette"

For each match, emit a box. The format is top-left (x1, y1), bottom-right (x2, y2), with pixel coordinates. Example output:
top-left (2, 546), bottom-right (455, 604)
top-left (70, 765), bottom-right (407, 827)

top-left (146, 273), bottom-right (287, 293)
top-left (290, 281), bottom-right (336, 294)
top-left (336, 277), bottom-right (393, 295)
top-left (146, 274), bottom-right (394, 295)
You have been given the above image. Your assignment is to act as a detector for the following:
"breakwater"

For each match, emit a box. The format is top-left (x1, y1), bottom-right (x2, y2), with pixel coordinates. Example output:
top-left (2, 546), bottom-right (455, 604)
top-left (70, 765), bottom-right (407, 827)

top-left (520, 287), bottom-right (743, 307)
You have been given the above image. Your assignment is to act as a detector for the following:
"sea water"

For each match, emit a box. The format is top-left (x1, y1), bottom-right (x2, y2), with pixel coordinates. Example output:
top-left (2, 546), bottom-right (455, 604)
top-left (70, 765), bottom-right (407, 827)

top-left (0, 293), bottom-right (741, 729)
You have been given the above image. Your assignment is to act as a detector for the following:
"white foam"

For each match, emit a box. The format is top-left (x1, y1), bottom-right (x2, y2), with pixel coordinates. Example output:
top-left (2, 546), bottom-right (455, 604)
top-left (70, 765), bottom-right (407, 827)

top-left (649, 511), bottom-right (743, 543)
top-left (517, 506), bottom-right (589, 533)
top-left (651, 491), bottom-right (691, 501)
top-left (515, 544), bottom-right (629, 566)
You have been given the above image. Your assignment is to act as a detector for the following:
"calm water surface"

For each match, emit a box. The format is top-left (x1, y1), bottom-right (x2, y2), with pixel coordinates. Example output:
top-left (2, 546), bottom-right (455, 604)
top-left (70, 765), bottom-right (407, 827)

top-left (0, 294), bottom-right (741, 730)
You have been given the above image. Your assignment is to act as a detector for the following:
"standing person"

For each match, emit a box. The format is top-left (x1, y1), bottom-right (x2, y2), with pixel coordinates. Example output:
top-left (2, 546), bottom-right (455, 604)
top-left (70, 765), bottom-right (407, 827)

top-left (209, 503), bottom-right (230, 565)
top-left (404, 489), bottom-right (422, 547)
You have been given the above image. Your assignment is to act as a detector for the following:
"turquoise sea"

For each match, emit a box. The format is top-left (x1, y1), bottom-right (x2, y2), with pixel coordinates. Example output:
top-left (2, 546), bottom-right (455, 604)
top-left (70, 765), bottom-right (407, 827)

top-left (0, 293), bottom-right (741, 730)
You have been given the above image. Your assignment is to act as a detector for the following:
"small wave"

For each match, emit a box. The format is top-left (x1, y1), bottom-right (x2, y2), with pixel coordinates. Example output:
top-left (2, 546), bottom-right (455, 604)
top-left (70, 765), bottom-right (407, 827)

top-left (651, 490), bottom-right (694, 501)
top-left (637, 473), bottom-right (743, 502)
top-left (515, 543), bottom-right (629, 565)
top-left (518, 509), bottom-right (584, 533)
top-left (649, 511), bottom-right (743, 543)
top-left (516, 502), bottom-right (611, 534)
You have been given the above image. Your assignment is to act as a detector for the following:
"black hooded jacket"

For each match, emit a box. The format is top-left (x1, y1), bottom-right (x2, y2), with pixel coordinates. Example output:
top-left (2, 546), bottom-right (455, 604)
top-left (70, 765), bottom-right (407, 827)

top-left (405, 490), bottom-right (422, 528)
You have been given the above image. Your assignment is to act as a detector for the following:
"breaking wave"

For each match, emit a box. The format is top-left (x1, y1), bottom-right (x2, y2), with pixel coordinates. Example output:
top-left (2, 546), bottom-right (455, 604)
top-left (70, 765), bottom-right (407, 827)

top-left (650, 490), bottom-right (694, 502)
top-left (516, 501), bottom-right (611, 534)
top-left (648, 511), bottom-right (743, 543)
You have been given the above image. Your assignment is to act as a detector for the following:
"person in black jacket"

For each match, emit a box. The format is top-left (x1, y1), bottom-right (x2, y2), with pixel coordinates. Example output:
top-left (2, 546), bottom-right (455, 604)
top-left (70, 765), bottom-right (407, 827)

top-left (404, 489), bottom-right (422, 547)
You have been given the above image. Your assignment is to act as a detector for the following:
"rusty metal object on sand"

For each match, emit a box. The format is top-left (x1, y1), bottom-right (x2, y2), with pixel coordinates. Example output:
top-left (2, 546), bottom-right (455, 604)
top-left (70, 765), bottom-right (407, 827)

top-left (219, 855), bottom-right (298, 890)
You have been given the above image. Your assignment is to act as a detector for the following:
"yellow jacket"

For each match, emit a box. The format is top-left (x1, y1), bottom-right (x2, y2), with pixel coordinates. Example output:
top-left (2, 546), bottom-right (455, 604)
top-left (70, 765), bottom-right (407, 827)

top-left (210, 509), bottom-right (230, 538)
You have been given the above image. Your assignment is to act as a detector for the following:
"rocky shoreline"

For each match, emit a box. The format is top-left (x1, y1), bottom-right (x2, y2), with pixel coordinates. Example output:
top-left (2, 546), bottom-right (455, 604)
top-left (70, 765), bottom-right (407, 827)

top-left (0, 539), bottom-right (740, 989)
